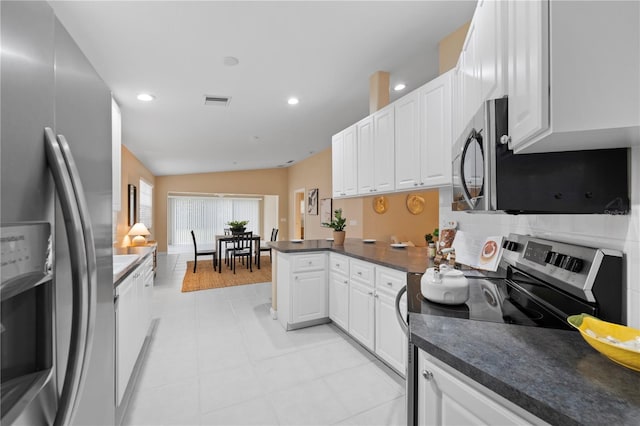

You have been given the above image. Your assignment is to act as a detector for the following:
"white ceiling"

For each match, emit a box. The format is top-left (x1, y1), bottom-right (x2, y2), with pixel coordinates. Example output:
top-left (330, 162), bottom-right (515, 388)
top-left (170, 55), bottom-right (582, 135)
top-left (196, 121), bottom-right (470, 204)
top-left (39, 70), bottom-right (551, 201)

top-left (50, 1), bottom-right (475, 176)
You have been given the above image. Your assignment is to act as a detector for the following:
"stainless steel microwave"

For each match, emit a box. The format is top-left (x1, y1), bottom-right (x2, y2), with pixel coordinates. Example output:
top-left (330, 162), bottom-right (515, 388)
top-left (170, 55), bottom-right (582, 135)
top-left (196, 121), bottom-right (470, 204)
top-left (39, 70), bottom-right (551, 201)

top-left (451, 98), bottom-right (629, 214)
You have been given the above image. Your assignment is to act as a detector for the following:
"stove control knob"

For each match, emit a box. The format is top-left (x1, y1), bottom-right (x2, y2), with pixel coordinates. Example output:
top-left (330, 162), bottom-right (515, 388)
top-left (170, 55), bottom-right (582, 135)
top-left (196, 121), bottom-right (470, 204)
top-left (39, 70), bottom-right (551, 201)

top-left (553, 254), bottom-right (567, 267)
top-left (563, 257), bottom-right (584, 273)
top-left (545, 251), bottom-right (558, 264)
top-left (503, 240), bottom-right (519, 251)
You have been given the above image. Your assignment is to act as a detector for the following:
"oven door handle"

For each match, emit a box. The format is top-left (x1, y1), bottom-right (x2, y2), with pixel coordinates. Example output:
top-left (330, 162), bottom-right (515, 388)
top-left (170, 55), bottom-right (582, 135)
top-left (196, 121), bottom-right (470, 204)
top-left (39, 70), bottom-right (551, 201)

top-left (395, 285), bottom-right (408, 337)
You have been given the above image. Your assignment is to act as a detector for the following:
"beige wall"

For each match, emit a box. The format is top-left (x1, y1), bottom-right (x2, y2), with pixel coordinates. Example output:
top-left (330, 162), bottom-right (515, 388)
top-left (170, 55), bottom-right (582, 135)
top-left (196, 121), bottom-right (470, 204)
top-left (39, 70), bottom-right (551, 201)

top-left (116, 146), bottom-right (156, 247)
top-left (438, 21), bottom-right (470, 74)
top-left (362, 190), bottom-right (439, 246)
top-left (286, 146), bottom-right (438, 243)
top-left (154, 168), bottom-right (289, 251)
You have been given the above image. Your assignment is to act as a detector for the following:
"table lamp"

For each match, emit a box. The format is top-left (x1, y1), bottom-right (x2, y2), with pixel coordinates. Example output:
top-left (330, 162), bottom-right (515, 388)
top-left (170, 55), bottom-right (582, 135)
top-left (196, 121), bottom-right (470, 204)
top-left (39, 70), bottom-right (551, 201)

top-left (128, 222), bottom-right (150, 246)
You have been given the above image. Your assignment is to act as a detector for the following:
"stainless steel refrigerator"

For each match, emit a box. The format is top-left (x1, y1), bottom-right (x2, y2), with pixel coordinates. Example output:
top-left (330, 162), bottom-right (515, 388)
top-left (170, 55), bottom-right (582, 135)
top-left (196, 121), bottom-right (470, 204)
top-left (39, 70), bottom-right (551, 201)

top-left (1, 1), bottom-right (114, 425)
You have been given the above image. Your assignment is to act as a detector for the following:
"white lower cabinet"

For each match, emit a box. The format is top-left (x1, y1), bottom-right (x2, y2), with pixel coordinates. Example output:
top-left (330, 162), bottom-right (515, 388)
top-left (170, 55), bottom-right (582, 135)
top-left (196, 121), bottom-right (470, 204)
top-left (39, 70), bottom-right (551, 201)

top-left (348, 277), bottom-right (376, 351)
top-left (276, 251), bottom-right (328, 330)
top-left (115, 255), bottom-right (153, 406)
top-left (345, 259), bottom-right (407, 376)
top-left (418, 350), bottom-right (546, 426)
top-left (329, 253), bottom-right (349, 330)
top-left (374, 266), bottom-right (407, 374)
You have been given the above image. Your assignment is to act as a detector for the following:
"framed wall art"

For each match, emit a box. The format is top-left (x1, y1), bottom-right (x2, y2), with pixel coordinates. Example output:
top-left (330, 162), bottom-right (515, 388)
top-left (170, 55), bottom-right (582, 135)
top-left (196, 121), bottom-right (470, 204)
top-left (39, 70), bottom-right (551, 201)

top-left (307, 188), bottom-right (319, 215)
top-left (128, 184), bottom-right (137, 226)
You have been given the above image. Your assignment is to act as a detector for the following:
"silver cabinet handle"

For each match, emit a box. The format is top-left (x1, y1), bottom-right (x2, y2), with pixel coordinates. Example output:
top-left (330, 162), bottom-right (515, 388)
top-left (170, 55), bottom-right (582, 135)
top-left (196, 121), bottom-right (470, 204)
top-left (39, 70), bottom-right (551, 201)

top-left (357, 271), bottom-right (362, 275)
top-left (374, 294), bottom-right (379, 298)
top-left (368, 291), bottom-right (373, 295)
top-left (343, 280), bottom-right (348, 284)
top-left (386, 282), bottom-right (393, 286)
top-left (414, 183), bottom-right (418, 186)
top-left (422, 370), bottom-right (434, 380)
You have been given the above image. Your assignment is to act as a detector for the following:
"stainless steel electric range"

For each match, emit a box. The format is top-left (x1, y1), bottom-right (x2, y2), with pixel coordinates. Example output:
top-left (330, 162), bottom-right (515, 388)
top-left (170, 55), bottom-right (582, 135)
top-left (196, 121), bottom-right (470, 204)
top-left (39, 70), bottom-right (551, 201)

top-left (399, 233), bottom-right (624, 425)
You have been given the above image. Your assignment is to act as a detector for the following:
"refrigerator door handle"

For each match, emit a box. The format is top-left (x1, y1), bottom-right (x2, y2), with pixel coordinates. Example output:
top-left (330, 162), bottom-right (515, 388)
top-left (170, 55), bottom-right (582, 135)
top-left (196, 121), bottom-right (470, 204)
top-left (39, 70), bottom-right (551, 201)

top-left (395, 285), bottom-right (408, 337)
top-left (57, 133), bottom-right (98, 354)
top-left (44, 128), bottom-right (91, 426)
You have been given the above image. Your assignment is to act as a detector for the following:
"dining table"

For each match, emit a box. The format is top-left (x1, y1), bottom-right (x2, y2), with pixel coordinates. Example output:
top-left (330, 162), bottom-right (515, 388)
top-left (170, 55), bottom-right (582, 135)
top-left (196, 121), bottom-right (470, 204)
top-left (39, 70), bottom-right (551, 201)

top-left (215, 234), bottom-right (261, 273)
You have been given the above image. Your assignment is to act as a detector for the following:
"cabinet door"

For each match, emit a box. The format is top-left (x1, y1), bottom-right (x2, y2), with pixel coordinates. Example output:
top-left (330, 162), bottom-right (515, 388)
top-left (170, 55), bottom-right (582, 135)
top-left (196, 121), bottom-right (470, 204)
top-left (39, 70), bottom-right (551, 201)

top-left (291, 270), bottom-right (327, 324)
top-left (342, 126), bottom-right (358, 196)
top-left (140, 260), bottom-right (154, 338)
top-left (357, 116), bottom-right (375, 195)
top-left (418, 351), bottom-right (537, 426)
top-left (348, 279), bottom-right (375, 350)
top-left (476, 0), bottom-right (507, 101)
top-left (116, 275), bottom-right (137, 405)
top-left (373, 105), bottom-right (395, 192)
top-left (329, 271), bottom-right (349, 330)
top-left (459, 18), bottom-right (481, 130)
top-left (374, 290), bottom-right (407, 375)
top-left (394, 90), bottom-right (422, 190)
top-left (420, 71), bottom-right (453, 188)
top-left (507, 0), bottom-right (549, 150)
top-left (332, 132), bottom-right (345, 197)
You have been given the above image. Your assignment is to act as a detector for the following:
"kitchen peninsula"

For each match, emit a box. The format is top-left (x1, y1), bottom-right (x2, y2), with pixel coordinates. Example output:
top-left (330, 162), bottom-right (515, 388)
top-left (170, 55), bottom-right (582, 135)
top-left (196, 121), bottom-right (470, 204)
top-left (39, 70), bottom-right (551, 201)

top-left (270, 239), bottom-right (640, 426)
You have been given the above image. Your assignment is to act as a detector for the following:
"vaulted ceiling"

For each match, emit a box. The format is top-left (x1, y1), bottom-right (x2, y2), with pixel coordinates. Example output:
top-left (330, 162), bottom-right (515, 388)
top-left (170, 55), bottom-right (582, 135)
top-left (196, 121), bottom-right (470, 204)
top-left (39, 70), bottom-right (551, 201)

top-left (51, 1), bottom-right (475, 176)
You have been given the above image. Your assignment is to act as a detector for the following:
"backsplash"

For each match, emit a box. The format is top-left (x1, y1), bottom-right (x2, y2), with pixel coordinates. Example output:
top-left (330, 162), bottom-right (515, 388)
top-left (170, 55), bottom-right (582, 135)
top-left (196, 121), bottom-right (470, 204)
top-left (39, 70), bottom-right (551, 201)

top-left (439, 146), bottom-right (639, 328)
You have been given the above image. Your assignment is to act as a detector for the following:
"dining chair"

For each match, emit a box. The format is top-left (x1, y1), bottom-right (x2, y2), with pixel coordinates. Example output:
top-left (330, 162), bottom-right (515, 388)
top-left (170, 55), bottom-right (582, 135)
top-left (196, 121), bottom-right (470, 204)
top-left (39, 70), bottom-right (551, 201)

top-left (230, 231), bottom-right (253, 274)
top-left (191, 230), bottom-right (216, 273)
top-left (256, 228), bottom-right (278, 264)
top-left (223, 228), bottom-right (234, 266)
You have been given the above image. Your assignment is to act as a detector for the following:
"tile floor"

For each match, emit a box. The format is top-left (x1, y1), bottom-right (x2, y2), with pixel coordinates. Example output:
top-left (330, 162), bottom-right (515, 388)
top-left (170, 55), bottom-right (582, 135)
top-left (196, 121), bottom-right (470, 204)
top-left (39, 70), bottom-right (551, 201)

top-left (123, 253), bottom-right (407, 426)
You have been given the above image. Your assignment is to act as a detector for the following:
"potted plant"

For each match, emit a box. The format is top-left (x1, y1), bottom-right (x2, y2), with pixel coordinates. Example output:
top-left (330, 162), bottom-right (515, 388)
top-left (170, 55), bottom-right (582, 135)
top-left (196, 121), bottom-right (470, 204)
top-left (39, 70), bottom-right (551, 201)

top-left (322, 208), bottom-right (347, 245)
top-left (227, 220), bottom-right (249, 234)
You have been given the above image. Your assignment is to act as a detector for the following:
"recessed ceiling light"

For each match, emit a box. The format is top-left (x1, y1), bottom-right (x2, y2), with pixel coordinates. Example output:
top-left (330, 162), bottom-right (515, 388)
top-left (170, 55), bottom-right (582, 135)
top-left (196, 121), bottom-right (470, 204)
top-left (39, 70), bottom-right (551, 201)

top-left (137, 93), bottom-right (155, 102)
top-left (223, 56), bottom-right (239, 66)
top-left (287, 97), bottom-right (299, 105)
top-left (394, 83), bottom-right (406, 92)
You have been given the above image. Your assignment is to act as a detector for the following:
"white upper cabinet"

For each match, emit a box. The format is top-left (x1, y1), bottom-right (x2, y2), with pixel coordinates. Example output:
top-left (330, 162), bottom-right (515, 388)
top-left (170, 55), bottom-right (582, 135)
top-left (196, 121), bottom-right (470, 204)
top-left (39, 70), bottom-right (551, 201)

top-left (420, 71), bottom-right (453, 188)
top-left (507, 0), bottom-right (640, 153)
top-left (112, 97), bottom-right (121, 211)
top-left (457, 0), bottom-right (507, 130)
top-left (394, 89), bottom-right (422, 190)
top-left (358, 104), bottom-right (395, 195)
top-left (332, 126), bottom-right (358, 198)
top-left (357, 116), bottom-right (375, 194)
top-left (372, 105), bottom-right (395, 193)
top-left (396, 71), bottom-right (454, 190)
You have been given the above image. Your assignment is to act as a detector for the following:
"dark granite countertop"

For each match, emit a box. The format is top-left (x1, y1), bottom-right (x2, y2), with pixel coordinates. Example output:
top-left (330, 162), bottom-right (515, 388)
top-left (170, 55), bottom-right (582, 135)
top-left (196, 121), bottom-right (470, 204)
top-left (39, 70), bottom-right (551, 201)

top-left (410, 314), bottom-right (640, 425)
top-left (269, 238), bottom-right (432, 273)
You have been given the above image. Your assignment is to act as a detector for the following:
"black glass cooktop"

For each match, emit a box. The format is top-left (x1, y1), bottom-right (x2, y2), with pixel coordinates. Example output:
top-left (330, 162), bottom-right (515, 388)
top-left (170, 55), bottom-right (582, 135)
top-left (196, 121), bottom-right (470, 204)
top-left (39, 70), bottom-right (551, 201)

top-left (406, 267), bottom-right (595, 331)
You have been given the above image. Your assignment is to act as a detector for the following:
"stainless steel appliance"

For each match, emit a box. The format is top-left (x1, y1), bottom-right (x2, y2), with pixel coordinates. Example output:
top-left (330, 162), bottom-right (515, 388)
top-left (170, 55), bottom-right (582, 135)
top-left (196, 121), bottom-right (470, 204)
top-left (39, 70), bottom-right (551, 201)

top-left (396, 233), bottom-right (624, 425)
top-left (451, 98), bottom-right (630, 214)
top-left (1, 1), bottom-right (114, 424)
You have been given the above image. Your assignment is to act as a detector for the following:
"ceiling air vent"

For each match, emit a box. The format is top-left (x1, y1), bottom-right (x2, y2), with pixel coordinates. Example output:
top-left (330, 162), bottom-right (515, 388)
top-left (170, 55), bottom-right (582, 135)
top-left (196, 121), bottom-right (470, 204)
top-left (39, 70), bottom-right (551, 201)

top-left (204, 95), bottom-right (231, 107)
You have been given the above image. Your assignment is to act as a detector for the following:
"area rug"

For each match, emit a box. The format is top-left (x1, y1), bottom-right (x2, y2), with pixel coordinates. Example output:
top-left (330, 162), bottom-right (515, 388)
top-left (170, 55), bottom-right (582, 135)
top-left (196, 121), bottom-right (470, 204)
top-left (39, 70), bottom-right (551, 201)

top-left (181, 257), bottom-right (272, 292)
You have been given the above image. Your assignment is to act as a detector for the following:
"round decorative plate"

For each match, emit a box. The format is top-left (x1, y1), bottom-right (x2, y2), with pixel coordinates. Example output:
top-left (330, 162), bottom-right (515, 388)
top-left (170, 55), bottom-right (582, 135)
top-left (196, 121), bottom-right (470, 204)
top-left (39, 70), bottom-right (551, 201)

top-left (373, 196), bottom-right (388, 214)
top-left (406, 194), bottom-right (425, 215)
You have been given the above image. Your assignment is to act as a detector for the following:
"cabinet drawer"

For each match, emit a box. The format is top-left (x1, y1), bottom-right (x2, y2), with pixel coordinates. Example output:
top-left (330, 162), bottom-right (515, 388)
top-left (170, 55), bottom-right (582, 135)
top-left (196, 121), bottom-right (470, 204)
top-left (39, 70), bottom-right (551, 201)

top-left (350, 259), bottom-right (374, 283)
top-left (375, 266), bottom-right (406, 294)
top-left (292, 253), bottom-right (326, 272)
top-left (329, 253), bottom-right (349, 275)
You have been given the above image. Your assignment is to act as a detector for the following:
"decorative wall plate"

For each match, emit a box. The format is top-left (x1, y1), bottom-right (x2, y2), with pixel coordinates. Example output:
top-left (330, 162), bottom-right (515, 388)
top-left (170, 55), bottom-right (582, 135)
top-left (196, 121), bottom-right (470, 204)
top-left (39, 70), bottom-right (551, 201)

top-left (406, 194), bottom-right (425, 215)
top-left (373, 196), bottom-right (388, 214)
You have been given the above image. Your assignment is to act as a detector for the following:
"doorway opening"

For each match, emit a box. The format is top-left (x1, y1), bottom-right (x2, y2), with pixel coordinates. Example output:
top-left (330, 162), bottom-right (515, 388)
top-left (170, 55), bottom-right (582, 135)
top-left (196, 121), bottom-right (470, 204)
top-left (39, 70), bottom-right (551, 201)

top-left (293, 188), bottom-right (305, 239)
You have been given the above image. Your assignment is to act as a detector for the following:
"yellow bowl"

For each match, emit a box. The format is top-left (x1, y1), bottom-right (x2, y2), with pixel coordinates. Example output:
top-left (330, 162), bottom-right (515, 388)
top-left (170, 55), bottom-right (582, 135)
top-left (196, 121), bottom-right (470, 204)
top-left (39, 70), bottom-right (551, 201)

top-left (567, 314), bottom-right (640, 372)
